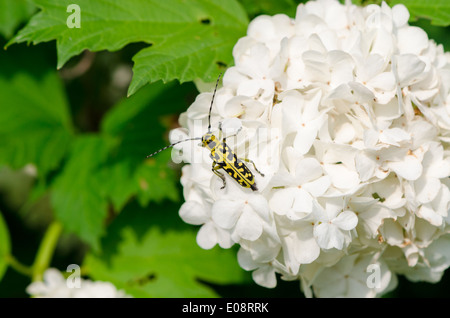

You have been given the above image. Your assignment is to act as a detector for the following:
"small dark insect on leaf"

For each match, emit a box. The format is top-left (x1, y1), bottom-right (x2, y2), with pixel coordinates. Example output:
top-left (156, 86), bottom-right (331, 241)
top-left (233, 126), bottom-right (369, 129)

top-left (200, 18), bottom-right (211, 25)
top-left (127, 273), bottom-right (157, 286)
top-left (216, 61), bottom-right (227, 68)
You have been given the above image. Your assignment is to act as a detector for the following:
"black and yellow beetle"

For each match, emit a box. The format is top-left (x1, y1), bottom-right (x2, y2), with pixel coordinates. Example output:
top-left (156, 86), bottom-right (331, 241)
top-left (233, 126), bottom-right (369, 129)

top-left (146, 73), bottom-right (264, 191)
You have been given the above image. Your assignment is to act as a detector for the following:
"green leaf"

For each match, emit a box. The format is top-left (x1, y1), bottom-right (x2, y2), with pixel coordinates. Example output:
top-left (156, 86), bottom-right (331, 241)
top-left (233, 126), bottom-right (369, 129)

top-left (84, 202), bottom-right (247, 297)
top-left (101, 80), bottom-right (177, 159)
top-left (95, 159), bottom-right (139, 213)
top-left (0, 0), bottom-right (36, 38)
top-left (134, 152), bottom-right (179, 206)
top-left (50, 135), bottom-right (110, 251)
top-left (0, 44), bottom-right (74, 178)
top-left (0, 211), bottom-right (11, 282)
top-left (128, 1), bottom-right (249, 96)
top-left (101, 80), bottom-right (199, 209)
top-left (389, 0), bottom-right (450, 26)
top-left (9, 0), bottom-right (248, 96)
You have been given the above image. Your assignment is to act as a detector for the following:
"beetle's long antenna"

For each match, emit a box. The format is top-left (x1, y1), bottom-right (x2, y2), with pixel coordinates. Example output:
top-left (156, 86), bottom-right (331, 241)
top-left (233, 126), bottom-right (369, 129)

top-left (207, 73), bottom-right (222, 132)
top-left (146, 137), bottom-right (202, 158)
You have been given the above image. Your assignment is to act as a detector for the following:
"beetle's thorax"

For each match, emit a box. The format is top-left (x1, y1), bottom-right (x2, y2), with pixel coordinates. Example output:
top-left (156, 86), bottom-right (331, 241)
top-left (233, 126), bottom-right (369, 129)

top-left (201, 132), bottom-right (218, 150)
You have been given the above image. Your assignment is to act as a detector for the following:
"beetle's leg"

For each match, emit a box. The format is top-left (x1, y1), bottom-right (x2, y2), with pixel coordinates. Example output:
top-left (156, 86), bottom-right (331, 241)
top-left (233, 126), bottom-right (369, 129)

top-left (239, 158), bottom-right (265, 177)
top-left (212, 161), bottom-right (226, 189)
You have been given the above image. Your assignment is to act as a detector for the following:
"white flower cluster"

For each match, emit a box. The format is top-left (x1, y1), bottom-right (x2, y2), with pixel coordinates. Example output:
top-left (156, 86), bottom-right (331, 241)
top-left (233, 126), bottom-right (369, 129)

top-left (172, 0), bottom-right (450, 297)
top-left (26, 268), bottom-right (130, 298)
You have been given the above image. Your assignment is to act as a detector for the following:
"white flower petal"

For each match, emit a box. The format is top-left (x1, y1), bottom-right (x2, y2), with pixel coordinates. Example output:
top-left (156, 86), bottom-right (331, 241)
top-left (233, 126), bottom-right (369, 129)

top-left (348, 81), bottom-right (375, 103)
top-left (415, 176), bottom-right (441, 204)
top-left (237, 248), bottom-right (258, 271)
top-left (196, 223), bottom-right (219, 250)
top-left (295, 223), bottom-right (321, 264)
top-left (333, 211), bottom-right (358, 231)
top-left (179, 201), bottom-right (210, 225)
top-left (292, 188), bottom-right (314, 215)
top-left (235, 208), bottom-right (263, 241)
top-left (294, 157), bottom-right (323, 184)
top-left (380, 218), bottom-right (404, 246)
top-left (364, 129), bottom-right (380, 148)
top-left (396, 54), bottom-right (426, 86)
top-left (334, 121), bottom-right (356, 144)
top-left (247, 15), bottom-right (276, 43)
top-left (216, 227), bottom-right (234, 249)
top-left (314, 223), bottom-right (344, 250)
top-left (379, 128), bottom-right (410, 146)
top-left (392, 4), bottom-right (409, 27)
top-left (369, 72), bottom-right (396, 92)
top-left (43, 268), bottom-right (66, 287)
top-left (355, 151), bottom-right (377, 182)
top-left (26, 282), bottom-right (49, 297)
top-left (397, 27), bottom-right (429, 55)
top-left (359, 205), bottom-right (395, 237)
top-left (252, 266), bottom-right (277, 288)
top-left (212, 199), bottom-right (244, 229)
top-left (388, 155), bottom-right (423, 181)
top-left (302, 175), bottom-right (331, 196)
top-left (280, 233), bottom-right (301, 275)
top-left (427, 158), bottom-right (450, 179)
top-left (293, 126), bottom-right (317, 155)
top-left (248, 194), bottom-right (270, 222)
top-left (269, 188), bottom-right (296, 215)
top-left (417, 204), bottom-right (443, 226)
top-left (324, 164), bottom-right (360, 190)
top-left (241, 228), bottom-right (281, 263)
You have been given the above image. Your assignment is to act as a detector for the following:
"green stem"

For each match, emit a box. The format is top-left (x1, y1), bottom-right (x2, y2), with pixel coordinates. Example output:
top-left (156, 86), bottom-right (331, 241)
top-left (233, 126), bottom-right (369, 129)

top-left (5, 254), bottom-right (32, 277)
top-left (31, 221), bottom-right (63, 282)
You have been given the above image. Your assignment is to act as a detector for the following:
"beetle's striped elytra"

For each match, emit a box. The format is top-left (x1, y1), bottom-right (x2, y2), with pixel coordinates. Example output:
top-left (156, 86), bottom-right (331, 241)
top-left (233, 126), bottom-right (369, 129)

top-left (147, 73), bottom-right (264, 191)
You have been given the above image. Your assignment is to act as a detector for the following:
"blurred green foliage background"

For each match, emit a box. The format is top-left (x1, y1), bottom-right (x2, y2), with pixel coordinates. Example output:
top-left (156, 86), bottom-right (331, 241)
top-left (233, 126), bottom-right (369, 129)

top-left (0, 0), bottom-right (449, 297)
